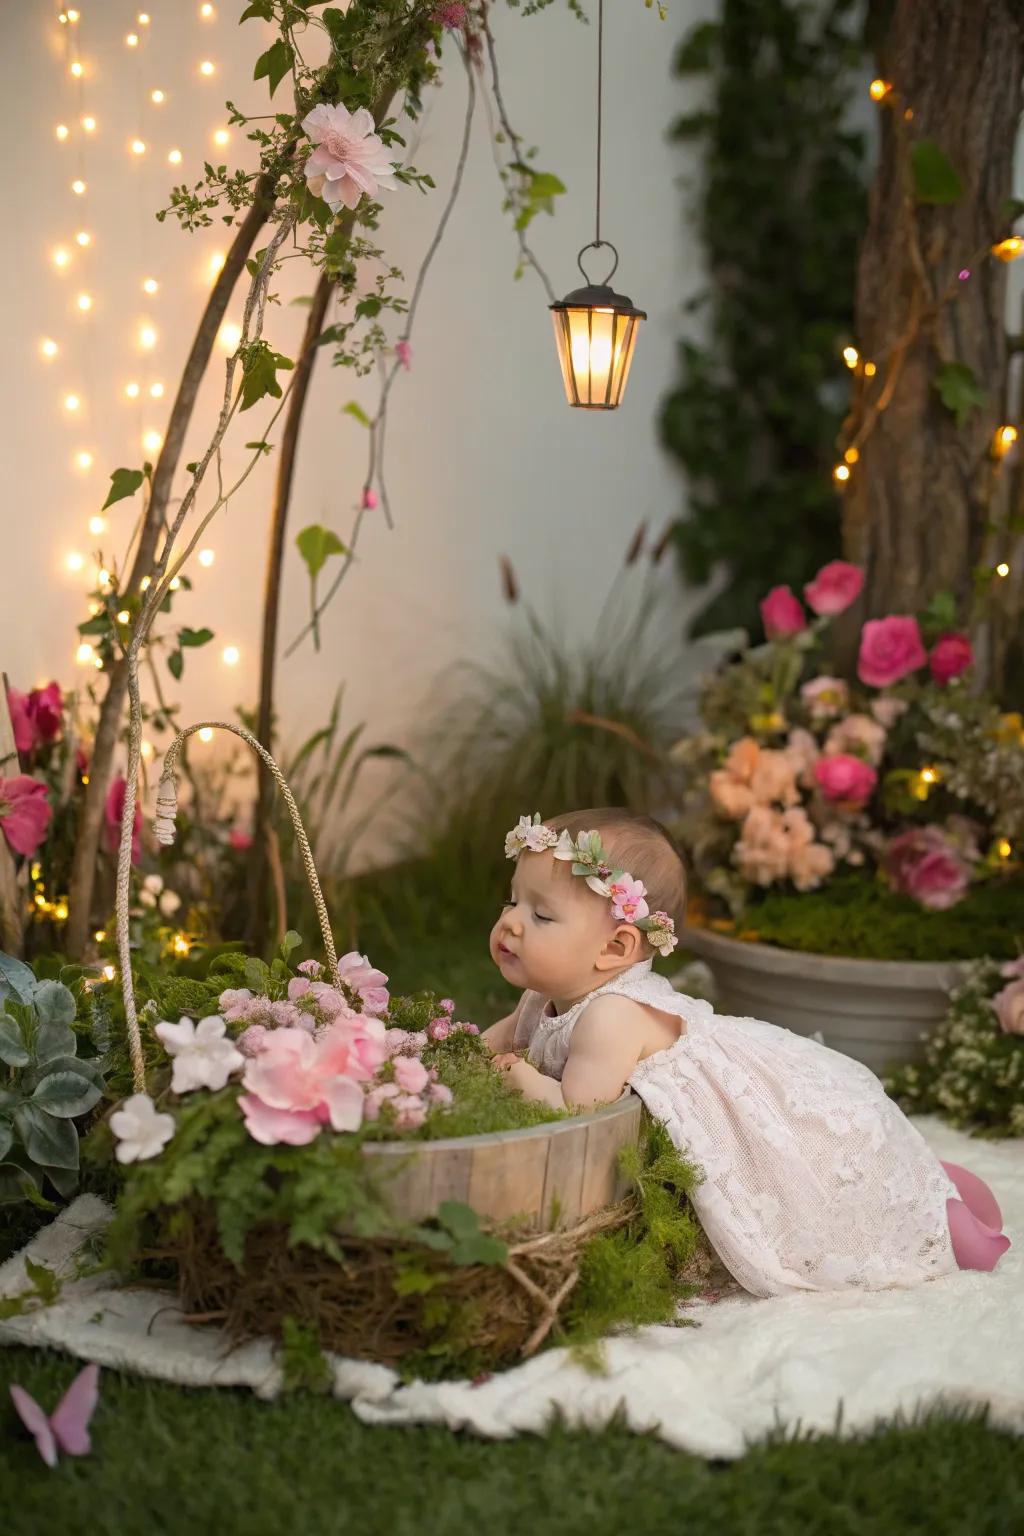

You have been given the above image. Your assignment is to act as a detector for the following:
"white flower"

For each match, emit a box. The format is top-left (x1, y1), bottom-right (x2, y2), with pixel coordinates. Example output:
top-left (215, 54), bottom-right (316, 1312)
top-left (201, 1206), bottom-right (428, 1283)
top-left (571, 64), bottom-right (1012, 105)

top-left (301, 102), bottom-right (397, 213)
top-left (552, 829), bottom-right (576, 861)
top-left (154, 1015), bottom-right (245, 1094)
top-left (139, 873), bottom-right (164, 908)
top-left (158, 889), bottom-right (181, 917)
top-left (110, 1093), bottom-right (175, 1164)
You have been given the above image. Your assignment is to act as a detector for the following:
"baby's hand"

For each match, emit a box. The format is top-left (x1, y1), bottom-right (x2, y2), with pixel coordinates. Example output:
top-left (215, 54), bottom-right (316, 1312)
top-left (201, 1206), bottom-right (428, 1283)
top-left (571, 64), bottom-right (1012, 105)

top-left (491, 1052), bottom-right (521, 1074)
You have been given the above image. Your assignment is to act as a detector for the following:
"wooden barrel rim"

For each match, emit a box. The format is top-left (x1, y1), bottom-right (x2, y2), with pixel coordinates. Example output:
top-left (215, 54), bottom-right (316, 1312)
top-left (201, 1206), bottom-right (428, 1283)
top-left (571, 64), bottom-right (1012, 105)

top-left (360, 1089), bottom-right (641, 1159)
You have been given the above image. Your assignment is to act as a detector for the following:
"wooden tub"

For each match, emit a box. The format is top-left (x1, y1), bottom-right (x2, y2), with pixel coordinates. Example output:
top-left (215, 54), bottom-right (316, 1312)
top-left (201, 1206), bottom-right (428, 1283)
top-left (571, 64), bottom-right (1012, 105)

top-left (361, 1092), bottom-right (643, 1231)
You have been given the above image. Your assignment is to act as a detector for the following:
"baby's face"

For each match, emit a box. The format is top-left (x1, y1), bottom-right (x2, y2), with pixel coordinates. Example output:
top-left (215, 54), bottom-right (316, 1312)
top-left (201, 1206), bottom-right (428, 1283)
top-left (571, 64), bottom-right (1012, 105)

top-left (489, 850), bottom-right (615, 1003)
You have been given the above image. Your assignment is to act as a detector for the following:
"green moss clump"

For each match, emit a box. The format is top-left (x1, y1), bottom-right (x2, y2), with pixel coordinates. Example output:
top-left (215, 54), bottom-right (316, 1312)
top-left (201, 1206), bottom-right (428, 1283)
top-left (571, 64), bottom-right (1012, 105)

top-left (744, 872), bottom-right (1024, 962)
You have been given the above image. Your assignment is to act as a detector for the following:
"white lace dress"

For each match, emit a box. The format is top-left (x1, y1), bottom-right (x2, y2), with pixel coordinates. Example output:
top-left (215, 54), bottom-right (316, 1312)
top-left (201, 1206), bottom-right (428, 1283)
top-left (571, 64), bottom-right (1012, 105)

top-left (512, 959), bottom-right (959, 1297)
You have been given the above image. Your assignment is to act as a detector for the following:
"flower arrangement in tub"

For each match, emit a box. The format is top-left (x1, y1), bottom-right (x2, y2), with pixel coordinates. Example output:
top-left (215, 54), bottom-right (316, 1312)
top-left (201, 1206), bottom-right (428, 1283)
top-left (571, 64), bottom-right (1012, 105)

top-left (110, 948), bottom-right (478, 1166)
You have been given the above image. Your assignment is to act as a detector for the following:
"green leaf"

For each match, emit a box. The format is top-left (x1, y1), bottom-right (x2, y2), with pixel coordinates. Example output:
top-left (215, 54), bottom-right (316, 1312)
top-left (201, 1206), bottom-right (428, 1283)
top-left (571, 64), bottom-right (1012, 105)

top-left (435, 1201), bottom-right (508, 1267)
top-left (0, 1120), bottom-right (11, 1162)
top-left (911, 140), bottom-right (963, 204)
top-left (674, 19), bottom-right (718, 73)
top-left (0, 1160), bottom-right (42, 1206)
top-left (245, 440), bottom-right (273, 455)
top-left (296, 525), bottom-right (347, 581)
top-left (0, 952), bottom-right (36, 1005)
top-left (240, 0), bottom-right (275, 18)
top-left (0, 1017), bottom-right (29, 1069)
top-left (31, 981), bottom-right (76, 1030)
top-left (239, 341), bottom-right (294, 411)
top-left (102, 467), bottom-right (145, 511)
top-left (167, 649), bottom-right (184, 682)
top-left (34, 1019), bottom-right (78, 1066)
top-left (179, 627), bottom-right (214, 648)
top-left (279, 930), bottom-right (303, 964)
top-left (78, 614), bottom-right (110, 637)
top-left (244, 957), bottom-right (272, 996)
top-left (933, 361), bottom-right (987, 428)
top-left (342, 401), bottom-right (372, 428)
top-left (32, 1071), bottom-right (102, 1120)
top-left (13, 1105), bottom-right (79, 1170)
top-left (253, 38), bottom-right (294, 98)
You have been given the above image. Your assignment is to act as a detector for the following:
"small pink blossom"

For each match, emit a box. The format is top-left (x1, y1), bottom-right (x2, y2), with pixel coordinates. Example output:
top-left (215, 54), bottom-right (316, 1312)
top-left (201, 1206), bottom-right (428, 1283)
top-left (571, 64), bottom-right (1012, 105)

top-left (236, 1025), bottom-right (269, 1058)
top-left (857, 616), bottom-right (927, 689)
top-left (336, 951), bottom-right (389, 1016)
top-left (395, 340), bottom-right (412, 370)
top-left (884, 826), bottom-right (971, 911)
top-left (392, 1093), bottom-right (427, 1130)
top-left (608, 876), bottom-right (650, 923)
top-left (428, 1082), bottom-right (454, 1107)
top-left (228, 827), bottom-right (253, 852)
top-left (362, 487), bottom-right (378, 510)
top-left (301, 101), bottom-right (397, 213)
top-left (218, 988), bottom-right (255, 1023)
top-left (393, 1055), bottom-right (430, 1094)
top-left (428, 1017), bottom-right (451, 1042)
top-left (993, 979), bottom-right (1024, 1035)
top-left (297, 959), bottom-right (324, 979)
top-left (760, 585), bottom-right (807, 640)
top-left (104, 775), bottom-right (142, 865)
top-left (823, 713), bottom-right (887, 767)
top-left (1000, 957), bottom-right (1024, 980)
top-left (929, 632), bottom-right (973, 687)
top-left (803, 561), bottom-right (864, 618)
top-left (269, 1000), bottom-right (304, 1029)
top-left (438, 998), bottom-right (455, 1014)
top-left (870, 695), bottom-right (909, 729)
top-left (800, 676), bottom-right (849, 722)
top-left (814, 754), bottom-right (878, 809)
top-left (458, 1022), bottom-right (480, 1036)
top-left (0, 775), bottom-right (52, 858)
top-left (384, 1027), bottom-right (428, 1056)
top-left (363, 1081), bottom-right (400, 1121)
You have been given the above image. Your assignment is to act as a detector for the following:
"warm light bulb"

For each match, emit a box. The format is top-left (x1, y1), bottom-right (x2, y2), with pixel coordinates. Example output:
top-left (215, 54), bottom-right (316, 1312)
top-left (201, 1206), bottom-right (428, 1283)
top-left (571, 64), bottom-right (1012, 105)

top-left (41, 338), bottom-right (59, 359)
top-left (992, 237), bottom-right (1024, 262)
top-left (833, 464), bottom-right (851, 483)
top-left (77, 292), bottom-right (92, 311)
top-left (142, 277), bottom-right (159, 294)
top-left (149, 382), bottom-right (164, 398)
top-left (94, 929), bottom-right (106, 942)
top-left (842, 346), bottom-right (859, 369)
top-left (98, 567), bottom-right (112, 586)
top-left (89, 515), bottom-right (106, 535)
top-left (140, 741), bottom-right (154, 760)
top-left (844, 446), bottom-right (860, 465)
top-left (139, 324), bottom-right (158, 349)
top-left (168, 147), bottom-right (183, 165)
top-left (200, 2), bottom-right (215, 15)
top-left (52, 246), bottom-right (71, 269)
top-left (102, 965), bottom-right (116, 982)
top-left (198, 727), bottom-right (213, 742)
top-left (70, 60), bottom-right (84, 78)
top-left (143, 429), bottom-right (162, 452)
top-left (199, 59), bottom-right (215, 76)
top-left (169, 576), bottom-right (181, 590)
top-left (56, 123), bottom-right (70, 141)
top-left (172, 933), bottom-right (191, 957)
top-left (67, 553), bottom-right (86, 574)
top-left (222, 645), bottom-right (240, 666)
top-left (198, 548), bottom-right (215, 567)
top-left (920, 766), bottom-right (939, 785)
top-left (67, 8), bottom-right (80, 19)
top-left (126, 32), bottom-right (139, 47)
top-left (82, 115), bottom-right (96, 132)
top-left (213, 128), bottom-right (230, 147)
top-left (59, 10), bottom-right (69, 22)
top-left (138, 11), bottom-right (151, 23)
top-left (996, 561), bottom-right (1011, 578)
top-left (117, 609), bottom-right (131, 624)
top-left (218, 321), bottom-right (241, 350)
top-left (75, 230), bottom-right (91, 247)
top-left (997, 838), bottom-right (1013, 860)
top-left (869, 78), bottom-right (891, 102)
top-left (76, 642), bottom-right (95, 663)
top-left (995, 424), bottom-right (1018, 456)
top-left (131, 138), bottom-right (147, 156)
top-left (72, 178), bottom-right (86, 195)
top-left (140, 575), bottom-right (151, 591)
top-left (64, 393), bottom-right (80, 411)
top-left (863, 362), bottom-right (877, 378)
top-left (77, 451), bottom-right (94, 470)
top-left (150, 88), bottom-right (165, 103)
top-left (208, 250), bottom-right (226, 278)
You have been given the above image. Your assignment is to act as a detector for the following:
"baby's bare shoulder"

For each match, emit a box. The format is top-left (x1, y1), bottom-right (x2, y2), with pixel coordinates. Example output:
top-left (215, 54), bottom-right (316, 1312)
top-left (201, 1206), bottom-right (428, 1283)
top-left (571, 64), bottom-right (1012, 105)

top-left (577, 993), bottom-right (651, 1038)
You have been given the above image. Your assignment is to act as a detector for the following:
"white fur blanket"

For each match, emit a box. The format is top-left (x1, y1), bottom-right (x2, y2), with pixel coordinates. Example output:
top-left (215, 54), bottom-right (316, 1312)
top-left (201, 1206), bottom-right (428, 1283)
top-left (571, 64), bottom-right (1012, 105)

top-left (1, 1117), bottom-right (1021, 1459)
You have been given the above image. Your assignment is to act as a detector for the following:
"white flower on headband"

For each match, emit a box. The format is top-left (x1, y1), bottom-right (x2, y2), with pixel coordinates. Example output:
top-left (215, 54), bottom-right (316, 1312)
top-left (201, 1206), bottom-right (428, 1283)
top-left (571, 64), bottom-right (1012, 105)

top-left (638, 910), bottom-right (678, 957)
top-left (505, 813), bottom-right (560, 860)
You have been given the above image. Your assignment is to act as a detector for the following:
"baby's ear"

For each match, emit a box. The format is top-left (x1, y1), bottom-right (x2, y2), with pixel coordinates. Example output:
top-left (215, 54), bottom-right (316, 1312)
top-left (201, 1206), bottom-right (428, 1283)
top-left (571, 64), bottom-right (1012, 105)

top-left (594, 925), bottom-right (645, 971)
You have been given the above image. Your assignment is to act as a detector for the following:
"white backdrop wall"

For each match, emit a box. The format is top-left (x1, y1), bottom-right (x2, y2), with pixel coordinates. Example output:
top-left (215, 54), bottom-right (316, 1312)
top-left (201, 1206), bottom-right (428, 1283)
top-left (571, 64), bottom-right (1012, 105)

top-left (2, 0), bottom-right (709, 847)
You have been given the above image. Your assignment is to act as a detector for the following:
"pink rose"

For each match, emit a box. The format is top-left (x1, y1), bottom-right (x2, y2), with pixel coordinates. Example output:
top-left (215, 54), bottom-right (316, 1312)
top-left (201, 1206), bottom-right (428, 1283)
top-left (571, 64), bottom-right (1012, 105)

top-left (814, 754), bottom-right (878, 809)
top-left (803, 561), bottom-right (864, 617)
top-left (438, 998), bottom-right (455, 1015)
top-left (883, 826), bottom-right (971, 911)
top-left (336, 951), bottom-right (390, 1016)
top-left (760, 585), bottom-right (807, 640)
top-left (6, 689), bottom-right (37, 756)
top-left (427, 1017), bottom-right (451, 1042)
top-left (228, 827), bottom-right (253, 852)
top-left (0, 775), bottom-right (52, 858)
top-left (992, 979), bottom-right (1024, 1035)
top-left (28, 682), bottom-right (63, 743)
top-left (104, 774), bottom-right (142, 865)
top-left (857, 616), bottom-right (927, 689)
top-left (928, 632), bottom-right (973, 687)
top-left (393, 1055), bottom-right (430, 1094)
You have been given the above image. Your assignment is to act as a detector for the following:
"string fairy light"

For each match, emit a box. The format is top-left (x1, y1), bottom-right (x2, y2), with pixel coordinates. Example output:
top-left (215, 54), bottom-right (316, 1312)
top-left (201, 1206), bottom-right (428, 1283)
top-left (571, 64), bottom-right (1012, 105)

top-left (66, 553), bottom-right (86, 574)
top-left (41, 338), bottom-right (59, 359)
top-left (76, 451), bottom-right (94, 470)
top-left (88, 515), bottom-right (106, 535)
top-left (833, 464), bottom-right (851, 484)
top-left (138, 323), bottom-right (158, 349)
top-left (199, 59), bottom-right (216, 76)
top-left (168, 147), bottom-right (183, 165)
top-left (198, 727), bottom-right (214, 742)
top-left (82, 114), bottom-right (96, 132)
top-left (142, 277), bottom-right (159, 294)
top-left (56, 122), bottom-right (70, 141)
top-left (222, 645), bottom-right (240, 666)
top-left (76, 292), bottom-right (92, 311)
top-left (71, 177), bottom-right (86, 195)
top-left (868, 78), bottom-right (892, 102)
top-left (149, 382), bottom-right (164, 398)
top-left (150, 88), bottom-right (165, 104)
top-left (198, 548), bottom-right (215, 567)
top-left (992, 237), bottom-right (1024, 263)
top-left (996, 561), bottom-right (1011, 578)
top-left (75, 230), bottom-right (91, 247)
top-left (993, 424), bottom-right (1019, 458)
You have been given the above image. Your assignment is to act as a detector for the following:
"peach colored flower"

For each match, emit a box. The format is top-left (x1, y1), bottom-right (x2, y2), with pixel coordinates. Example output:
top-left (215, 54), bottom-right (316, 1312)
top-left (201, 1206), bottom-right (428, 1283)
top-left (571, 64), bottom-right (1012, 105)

top-left (733, 807), bottom-right (792, 886)
top-left (823, 713), bottom-right (887, 767)
top-left (992, 979), bottom-right (1024, 1035)
top-left (302, 102), bottom-right (396, 212)
top-left (803, 561), bottom-right (864, 617)
top-left (785, 728), bottom-right (820, 786)
top-left (710, 738), bottom-right (799, 820)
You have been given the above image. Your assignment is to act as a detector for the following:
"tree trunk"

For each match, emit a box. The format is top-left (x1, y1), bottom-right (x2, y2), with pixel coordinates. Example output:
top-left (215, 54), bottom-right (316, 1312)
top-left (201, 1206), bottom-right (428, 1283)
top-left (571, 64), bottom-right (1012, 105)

top-left (841, 0), bottom-right (1024, 682)
top-left (64, 175), bottom-right (284, 959)
top-left (247, 268), bottom-right (338, 955)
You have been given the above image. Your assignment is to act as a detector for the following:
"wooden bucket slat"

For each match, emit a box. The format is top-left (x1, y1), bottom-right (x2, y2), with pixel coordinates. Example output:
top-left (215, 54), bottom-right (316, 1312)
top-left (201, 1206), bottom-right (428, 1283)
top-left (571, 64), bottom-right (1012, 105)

top-left (579, 1102), bottom-right (638, 1215)
top-left (539, 1118), bottom-right (587, 1228)
top-left (466, 1132), bottom-right (552, 1228)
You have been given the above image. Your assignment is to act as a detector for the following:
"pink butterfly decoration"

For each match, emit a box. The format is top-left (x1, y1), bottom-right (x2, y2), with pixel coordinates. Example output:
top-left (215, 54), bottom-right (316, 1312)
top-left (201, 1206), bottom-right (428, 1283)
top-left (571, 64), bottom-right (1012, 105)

top-left (9, 1362), bottom-right (100, 1467)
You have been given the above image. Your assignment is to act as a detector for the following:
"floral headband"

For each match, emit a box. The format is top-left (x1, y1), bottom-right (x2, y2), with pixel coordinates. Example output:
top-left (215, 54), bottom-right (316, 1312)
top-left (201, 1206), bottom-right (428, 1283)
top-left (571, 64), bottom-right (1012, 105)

top-left (504, 814), bottom-right (678, 957)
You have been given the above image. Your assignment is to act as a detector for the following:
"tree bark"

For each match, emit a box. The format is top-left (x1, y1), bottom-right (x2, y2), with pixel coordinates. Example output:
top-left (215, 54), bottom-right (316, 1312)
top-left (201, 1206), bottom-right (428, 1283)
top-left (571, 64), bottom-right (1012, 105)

top-left (246, 268), bottom-right (338, 955)
top-left (64, 176), bottom-right (283, 959)
top-left (841, 0), bottom-right (1024, 679)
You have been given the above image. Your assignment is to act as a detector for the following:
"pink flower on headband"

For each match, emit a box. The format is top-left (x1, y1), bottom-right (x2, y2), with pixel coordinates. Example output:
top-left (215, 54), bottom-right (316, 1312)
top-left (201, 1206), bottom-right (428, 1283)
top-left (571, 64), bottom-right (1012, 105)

top-left (608, 876), bottom-right (649, 924)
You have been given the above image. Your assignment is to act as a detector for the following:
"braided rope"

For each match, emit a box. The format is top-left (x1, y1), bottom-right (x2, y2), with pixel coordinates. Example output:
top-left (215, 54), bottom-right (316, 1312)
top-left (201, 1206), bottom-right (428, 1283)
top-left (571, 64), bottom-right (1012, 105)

top-left (117, 716), bottom-right (338, 1092)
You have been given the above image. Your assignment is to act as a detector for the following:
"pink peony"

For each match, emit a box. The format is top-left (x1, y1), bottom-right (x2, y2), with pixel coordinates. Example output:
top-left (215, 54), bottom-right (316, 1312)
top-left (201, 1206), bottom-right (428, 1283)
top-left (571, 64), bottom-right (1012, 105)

top-left (800, 676), bottom-right (849, 721)
top-left (104, 774), bottom-right (142, 865)
top-left (803, 561), bottom-right (864, 618)
top-left (823, 713), bottom-right (887, 767)
top-left (857, 616), bottom-right (927, 689)
top-left (438, 998), bottom-right (455, 1015)
top-left (0, 775), bottom-right (52, 858)
top-left (228, 826), bottom-right (253, 852)
top-left (884, 826), bottom-right (971, 910)
top-left (929, 632), bottom-right (973, 687)
top-left (301, 101), bottom-right (396, 213)
top-left (336, 951), bottom-right (389, 1016)
top-left (427, 1017), bottom-right (451, 1042)
top-left (239, 1017), bottom-right (386, 1146)
top-left (814, 754), bottom-right (878, 809)
top-left (238, 1094), bottom-right (322, 1146)
top-left (458, 1022), bottom-right (480, 1036)
top-left (393, 1055), bottom-right (430, 1094)
top-left (27, 682), bottom-right (63, 742)
top-left (992, 979), bottom-right (1024, 1035)
top-left (760, 585), bottom-right (807, 640)
top-left (6, 689), bottom-right (36, 756)
top-left (395, 340), bottom-right (412, 370)
top-left (608, 876), bottom-right (650, 923)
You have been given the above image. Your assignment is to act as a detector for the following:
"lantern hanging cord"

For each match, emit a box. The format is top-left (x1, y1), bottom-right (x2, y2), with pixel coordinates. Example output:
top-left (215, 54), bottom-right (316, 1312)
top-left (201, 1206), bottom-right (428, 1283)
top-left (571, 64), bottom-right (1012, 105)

top-left (596, 0), bottom-right (604, 249)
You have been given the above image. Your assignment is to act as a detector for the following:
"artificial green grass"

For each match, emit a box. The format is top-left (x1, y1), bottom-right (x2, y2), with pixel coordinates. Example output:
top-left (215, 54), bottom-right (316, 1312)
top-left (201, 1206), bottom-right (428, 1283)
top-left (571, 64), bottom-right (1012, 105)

top-left (0, 1346), bottom-right (1020, 1534)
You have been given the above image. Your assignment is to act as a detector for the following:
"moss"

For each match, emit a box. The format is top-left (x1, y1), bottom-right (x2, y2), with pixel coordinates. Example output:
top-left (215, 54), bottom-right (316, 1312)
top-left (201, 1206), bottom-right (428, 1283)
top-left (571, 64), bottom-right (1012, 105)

top-left (740, 872), bottom-right (1024, 962)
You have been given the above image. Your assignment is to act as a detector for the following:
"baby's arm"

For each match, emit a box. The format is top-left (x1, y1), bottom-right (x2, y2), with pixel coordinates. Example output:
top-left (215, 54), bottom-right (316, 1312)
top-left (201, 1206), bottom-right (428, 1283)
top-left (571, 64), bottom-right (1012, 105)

top-left (480, 1008), bottom-right (520, 1055)
top-left (501, 996), bottom-right (647, 1111)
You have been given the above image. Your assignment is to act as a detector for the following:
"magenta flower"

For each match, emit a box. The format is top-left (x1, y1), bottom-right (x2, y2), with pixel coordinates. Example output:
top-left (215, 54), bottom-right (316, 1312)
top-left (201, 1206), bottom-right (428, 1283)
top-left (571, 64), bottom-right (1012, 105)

top-left (362, 488), bottom-right (378, 511)
top-left (6, 683), bottom-right (63, 758)
top-left (0, 775), bottom-right (52, 858)
top-left (432, 2), bottom-right (467, 27)
top-left (395, 340), bottom-right (413, 370)
top-left (608, 876), bottom-right (650, 923)
top-left (929, 632), bottom-right (973, 687)
top-left (759, 585), bottom-right (806, 640)
top-left (803, 561), bottom-right (864, 618)
top-left (857, 616), bottom-right (927, 688)
top-left (104, 775), bottom-right (142, 865)
top-left (336, 951), bottom-right (389, 1016)
top-left (813, 754), bottom-right (878, 809)
top-left (6, 689), bottom-right (36, 756)
top-left (301, 102), bottom-right (397, 213)
top-left (884, 826), bottom-right (971, 910)
top-left (228, 826), bottom-right (253, 852)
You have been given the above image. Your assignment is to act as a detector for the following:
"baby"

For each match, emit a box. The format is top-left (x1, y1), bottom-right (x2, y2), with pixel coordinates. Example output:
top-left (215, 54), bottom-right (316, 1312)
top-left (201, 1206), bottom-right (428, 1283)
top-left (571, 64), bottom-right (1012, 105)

top-left (482, 808), bottom-right (1011, 1296)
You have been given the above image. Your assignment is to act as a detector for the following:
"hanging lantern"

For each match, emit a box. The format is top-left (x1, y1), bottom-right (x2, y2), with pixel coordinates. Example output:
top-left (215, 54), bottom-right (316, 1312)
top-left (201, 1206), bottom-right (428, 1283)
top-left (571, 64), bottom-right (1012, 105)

top-left (550, 0), bottom-right (645, 410)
